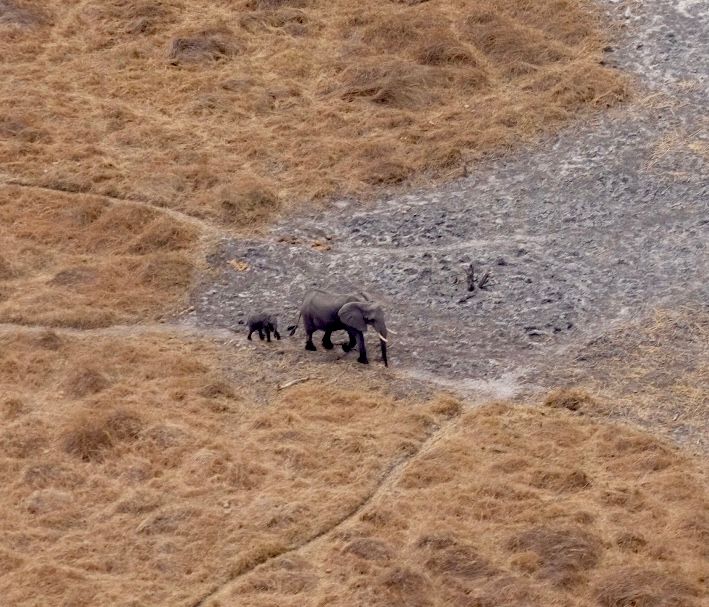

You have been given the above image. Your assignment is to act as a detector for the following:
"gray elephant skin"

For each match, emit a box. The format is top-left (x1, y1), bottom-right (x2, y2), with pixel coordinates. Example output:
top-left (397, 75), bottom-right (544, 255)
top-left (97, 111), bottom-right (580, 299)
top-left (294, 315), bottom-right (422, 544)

top-left (292, 289), bottom-right (389, 366)
top-left (246, 312), bottom-right (281, 342)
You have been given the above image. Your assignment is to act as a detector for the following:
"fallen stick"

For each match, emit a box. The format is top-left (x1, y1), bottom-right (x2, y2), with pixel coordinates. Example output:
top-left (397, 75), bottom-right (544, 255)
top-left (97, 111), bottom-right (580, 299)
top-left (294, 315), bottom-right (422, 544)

top-left (277, 376), bottom-right (311, 391)
top-left (466, 263), bottom-right (476, 292)
top-left (478, 271), bottom-right (491, 290)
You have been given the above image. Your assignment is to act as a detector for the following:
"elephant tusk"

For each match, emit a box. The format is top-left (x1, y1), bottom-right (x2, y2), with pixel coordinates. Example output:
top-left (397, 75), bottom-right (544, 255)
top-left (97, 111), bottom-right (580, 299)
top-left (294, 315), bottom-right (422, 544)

top-left (377, 332), bottom-right (388, 343)
top-left (387, 328), bottom-right (397, 335)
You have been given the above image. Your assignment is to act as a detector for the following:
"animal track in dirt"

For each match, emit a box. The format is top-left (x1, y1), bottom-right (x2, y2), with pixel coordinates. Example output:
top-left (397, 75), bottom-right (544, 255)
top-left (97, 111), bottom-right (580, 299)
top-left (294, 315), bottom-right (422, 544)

top-left (0, 177), bottom-right (220, 236)
top-left (189, 405), bottom-right (463, 607)
top-left (188, 0), bottom-right (708, 397)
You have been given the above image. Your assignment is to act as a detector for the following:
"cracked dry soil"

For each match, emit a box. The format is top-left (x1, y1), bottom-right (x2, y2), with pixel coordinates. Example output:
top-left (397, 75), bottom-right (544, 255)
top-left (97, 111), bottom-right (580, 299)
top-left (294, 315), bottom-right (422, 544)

top-left (186, 0), bottom-right (708, 398)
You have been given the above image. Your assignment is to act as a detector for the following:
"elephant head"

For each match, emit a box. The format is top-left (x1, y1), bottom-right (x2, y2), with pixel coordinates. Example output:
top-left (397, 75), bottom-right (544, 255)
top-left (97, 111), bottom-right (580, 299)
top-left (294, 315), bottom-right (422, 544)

top-left (338, 301), bottom-right (389, 367)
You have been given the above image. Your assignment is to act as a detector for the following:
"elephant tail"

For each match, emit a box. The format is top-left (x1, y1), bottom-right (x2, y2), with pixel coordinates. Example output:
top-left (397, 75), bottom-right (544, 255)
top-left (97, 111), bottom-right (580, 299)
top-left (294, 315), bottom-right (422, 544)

top-left (287, 312), bottom-right (301, 336)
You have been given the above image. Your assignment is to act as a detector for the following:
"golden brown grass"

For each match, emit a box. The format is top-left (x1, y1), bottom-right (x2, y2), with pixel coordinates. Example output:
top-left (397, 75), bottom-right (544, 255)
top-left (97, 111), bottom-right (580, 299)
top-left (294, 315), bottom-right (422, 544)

top-left (0, 184), bottom-right (198, 327)
top-left (207, 403), bottom-right (707, 606)
top-left (1, 0), bottom-right (626, 226)
top-left (550, 307), bottom-right (709, 452)
top-left (1, 329), bottom-right (706, 606)
top-left (0, 329), bottom-right (459, 605)
top-left (2, 3), bottom-right (704, 606)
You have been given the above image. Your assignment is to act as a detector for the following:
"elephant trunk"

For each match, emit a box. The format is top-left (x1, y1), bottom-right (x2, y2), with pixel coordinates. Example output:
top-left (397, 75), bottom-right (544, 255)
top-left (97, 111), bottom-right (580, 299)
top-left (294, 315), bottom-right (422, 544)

top-left (374, 321), bottom-right (388, 367)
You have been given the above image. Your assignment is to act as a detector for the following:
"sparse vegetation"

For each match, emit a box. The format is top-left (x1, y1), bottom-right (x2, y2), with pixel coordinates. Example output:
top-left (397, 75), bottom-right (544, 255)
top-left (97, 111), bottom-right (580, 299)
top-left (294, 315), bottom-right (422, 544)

top-left (551, 307), bottom-right (709, 450)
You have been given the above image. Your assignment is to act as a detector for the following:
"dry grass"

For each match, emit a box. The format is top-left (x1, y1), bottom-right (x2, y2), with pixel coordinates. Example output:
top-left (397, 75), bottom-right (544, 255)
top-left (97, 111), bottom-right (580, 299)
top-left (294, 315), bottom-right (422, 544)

top-left (1, 329), bottom-right (705, 606)
top-left (209, 403), bottom-right (707, 606)
top-left (0, 184), bottom-right (198, 327)
top-left (1, 3), bottom-right (704, 605)
top-left (644, 120), bottom-right (709, 182)
top-left (550, 307), bottom-right (709, 452)
top-left (0, 0), bottom-right (626, 226)
top-left (0, 329), bottom-right (459, 605)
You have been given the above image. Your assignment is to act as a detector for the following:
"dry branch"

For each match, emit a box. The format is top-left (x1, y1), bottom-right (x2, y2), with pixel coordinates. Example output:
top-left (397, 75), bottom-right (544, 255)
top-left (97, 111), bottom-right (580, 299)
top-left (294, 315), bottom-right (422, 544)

top-left (478, 270), bottom-right (491, 290)
top-left (277, 376), bottom-right (312, 391)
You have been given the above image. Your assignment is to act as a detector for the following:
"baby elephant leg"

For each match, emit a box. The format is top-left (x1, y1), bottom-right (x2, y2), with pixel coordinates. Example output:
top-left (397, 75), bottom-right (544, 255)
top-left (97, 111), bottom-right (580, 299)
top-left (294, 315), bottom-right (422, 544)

top-left (274, 329), bottom-right (281, 340)
top-left (258, 329), bottom-right (265, 341)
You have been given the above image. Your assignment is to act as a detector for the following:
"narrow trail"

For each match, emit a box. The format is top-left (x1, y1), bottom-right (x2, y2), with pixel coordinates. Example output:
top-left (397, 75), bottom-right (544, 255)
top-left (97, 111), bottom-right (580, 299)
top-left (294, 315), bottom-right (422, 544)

top-left (0, 177), bottom-right (225, 238)
top-left (188, 409), bottom-right (464, 607)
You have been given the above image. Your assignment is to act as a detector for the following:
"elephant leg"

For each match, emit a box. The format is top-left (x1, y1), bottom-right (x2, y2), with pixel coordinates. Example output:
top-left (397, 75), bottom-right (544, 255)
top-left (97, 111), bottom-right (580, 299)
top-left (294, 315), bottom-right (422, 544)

top-left (274, 330), bottom-right (281, 340)
top-left (342, 330), bottom-right (357, 352)
top-left (303, 317), bottom-right (317, 351)
top-left (265, 328), bottom-right (272, 343)
top-left (356, 331), bottom-right (368, 364)
top-left (247, 330), bottom-right (253, 341)
top-left (258, 329), bottom-right (265, 341)
top-left (322, 329), bottom-right (334, 350)
top-left (305, 331), bottom-right (317, 351)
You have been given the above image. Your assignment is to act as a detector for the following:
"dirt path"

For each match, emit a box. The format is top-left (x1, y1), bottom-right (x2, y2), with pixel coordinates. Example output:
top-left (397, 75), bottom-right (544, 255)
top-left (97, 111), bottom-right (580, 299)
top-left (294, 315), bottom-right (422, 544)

top-left (187, 0), bottom-right (707, 398)
top-left (189, 408), bottom-right (464, 607)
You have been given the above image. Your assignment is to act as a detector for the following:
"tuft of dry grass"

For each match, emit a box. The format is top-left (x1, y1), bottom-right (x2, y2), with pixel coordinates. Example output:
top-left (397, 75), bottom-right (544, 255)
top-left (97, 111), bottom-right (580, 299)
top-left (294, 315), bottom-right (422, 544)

top-left (508, 525), bottom-right (601, 588)
top-left (595, 567), bottom-right (700, 607)
top-left (0, 0), bottom-right (627, 226)
top-left (644, 122), bottom-right (709, 182)
top-left (167, 27), bottom-right (242, 65)
top-left (62, 408), bottom-right (142, 462)
top-left (544, 387), bottom-right (595, 412)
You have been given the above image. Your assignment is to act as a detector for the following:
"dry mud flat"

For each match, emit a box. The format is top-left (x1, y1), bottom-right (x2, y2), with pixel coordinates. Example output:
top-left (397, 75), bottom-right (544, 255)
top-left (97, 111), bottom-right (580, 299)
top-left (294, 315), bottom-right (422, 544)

top-left (189, 0), bottom-right (708, 405)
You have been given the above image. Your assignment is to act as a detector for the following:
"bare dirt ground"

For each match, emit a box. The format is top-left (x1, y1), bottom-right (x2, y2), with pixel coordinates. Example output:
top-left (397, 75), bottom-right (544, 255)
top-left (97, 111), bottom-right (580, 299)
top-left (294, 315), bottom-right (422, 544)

top-left (189, 0), bottom-right (708, 449)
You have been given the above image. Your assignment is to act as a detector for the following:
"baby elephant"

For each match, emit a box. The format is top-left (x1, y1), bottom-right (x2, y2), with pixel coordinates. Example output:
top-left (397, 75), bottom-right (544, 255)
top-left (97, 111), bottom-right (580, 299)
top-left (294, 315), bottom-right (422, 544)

top-left (246, 313), bottom-right (281, 342)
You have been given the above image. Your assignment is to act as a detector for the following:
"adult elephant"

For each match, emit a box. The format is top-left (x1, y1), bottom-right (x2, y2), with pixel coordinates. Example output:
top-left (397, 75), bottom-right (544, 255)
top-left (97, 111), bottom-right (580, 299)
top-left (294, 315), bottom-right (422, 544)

top-left (291, 289), bottom-right (390, 366)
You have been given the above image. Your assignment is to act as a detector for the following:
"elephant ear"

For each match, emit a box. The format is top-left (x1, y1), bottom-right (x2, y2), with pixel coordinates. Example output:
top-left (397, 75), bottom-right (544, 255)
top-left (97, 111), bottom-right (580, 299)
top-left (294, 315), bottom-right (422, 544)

top-left (338, 302), bottom-right (367, 332)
